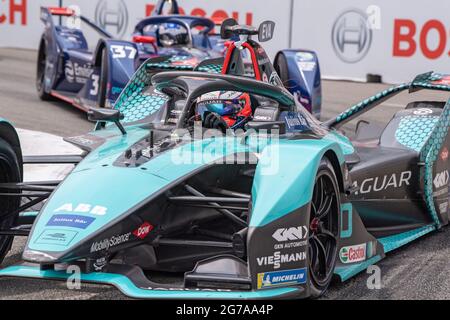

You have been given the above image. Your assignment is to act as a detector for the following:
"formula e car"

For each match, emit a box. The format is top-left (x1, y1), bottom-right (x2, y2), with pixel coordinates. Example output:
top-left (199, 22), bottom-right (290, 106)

top-left (36, 0), bottom-right (322, 118)
top-left (3, 21), bottom-right (449, 299)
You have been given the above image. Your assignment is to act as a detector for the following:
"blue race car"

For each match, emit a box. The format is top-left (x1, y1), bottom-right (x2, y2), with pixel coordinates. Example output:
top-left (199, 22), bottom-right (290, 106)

top-left (36, 0), bottom-right (322, 118)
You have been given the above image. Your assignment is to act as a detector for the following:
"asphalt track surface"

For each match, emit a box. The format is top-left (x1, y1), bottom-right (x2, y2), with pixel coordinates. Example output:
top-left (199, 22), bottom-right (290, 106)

top-left (0, 48), bottom-right (449, 300)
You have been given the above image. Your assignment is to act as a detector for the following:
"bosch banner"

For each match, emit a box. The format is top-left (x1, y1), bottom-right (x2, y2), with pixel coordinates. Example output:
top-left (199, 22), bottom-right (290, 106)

top-left (293, 0), bottom-right (450, 83)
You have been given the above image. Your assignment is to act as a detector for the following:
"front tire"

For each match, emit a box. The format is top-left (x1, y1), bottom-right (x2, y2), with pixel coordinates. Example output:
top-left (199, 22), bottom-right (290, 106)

top-left (308, 158), bottom-right (340, 298)
top-left (0, 138), bottom-right (21, 265)
top-left (36, 39), bottom-right (52, 101)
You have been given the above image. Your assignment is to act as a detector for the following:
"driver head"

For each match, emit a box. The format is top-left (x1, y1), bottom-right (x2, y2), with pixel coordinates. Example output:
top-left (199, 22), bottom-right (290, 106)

top-left (158, 23), bottom-right (189, 47)
top-left (196, 91), bottom-right (253, 130)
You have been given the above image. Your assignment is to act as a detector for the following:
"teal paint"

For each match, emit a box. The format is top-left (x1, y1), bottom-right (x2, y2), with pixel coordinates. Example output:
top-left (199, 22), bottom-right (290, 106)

top-left (340, 203), bottom-right (353, 239)
top-left (0, 265), bottom-right (299, 299)
top-left (334, 255), bottom-right (382, 281)
top-left (378, 225), bottom-right (435, 253)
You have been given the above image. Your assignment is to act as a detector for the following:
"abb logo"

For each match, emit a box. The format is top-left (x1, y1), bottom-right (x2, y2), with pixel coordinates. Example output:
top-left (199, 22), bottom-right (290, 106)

top-left (393, 19), bottom-right (449, 59)
top-left (145, 4), bottom-right (253, 25)
top-left (0, 0), bottom-right (27, 25)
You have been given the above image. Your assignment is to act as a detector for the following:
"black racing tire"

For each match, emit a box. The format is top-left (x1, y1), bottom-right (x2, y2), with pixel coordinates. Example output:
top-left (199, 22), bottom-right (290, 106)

top-left (274, 52), bottom-right (289, 87)
top-left (36, 39), bottom-right (53, 101)
top-left (308, 158), bottom-right (340, 298)
top-left (98, 48), bottom-right (109, 108)
top-left (0, 138), bottom-right (21, 265)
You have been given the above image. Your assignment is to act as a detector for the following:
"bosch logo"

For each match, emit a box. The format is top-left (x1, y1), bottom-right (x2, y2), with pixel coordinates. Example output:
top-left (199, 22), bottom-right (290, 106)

top-left (95, 0), bottom-right (129, 38)
top-left (0, 0), bottom-right (27, 25)
top-left (332, 9), bottom-right (373, 63)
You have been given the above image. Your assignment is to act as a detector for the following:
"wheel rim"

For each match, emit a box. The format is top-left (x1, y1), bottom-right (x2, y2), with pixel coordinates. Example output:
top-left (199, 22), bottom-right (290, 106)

top-left (309, 171), bottom-right (339, 288)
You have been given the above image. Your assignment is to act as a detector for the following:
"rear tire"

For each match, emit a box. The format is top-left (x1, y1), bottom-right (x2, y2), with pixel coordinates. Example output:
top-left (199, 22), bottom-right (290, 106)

top-left (308, 158), bottom-right (340, 298)
top-left (0, 138), bottom-right (21, 265)
top-left (98, 48), bottom-right (109, 108)
top-left (36, 40), bottom-right (53, 101)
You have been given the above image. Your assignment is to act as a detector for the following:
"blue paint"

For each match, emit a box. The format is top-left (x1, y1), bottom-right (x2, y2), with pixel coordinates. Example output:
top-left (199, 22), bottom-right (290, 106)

top-left (46, 215), bottom-right (95, 230)
top-left (257, 268), bottom-right (307, 289)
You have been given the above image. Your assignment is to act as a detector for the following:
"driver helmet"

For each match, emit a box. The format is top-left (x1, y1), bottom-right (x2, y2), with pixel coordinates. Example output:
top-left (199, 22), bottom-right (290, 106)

top-left (158, 23), bottom-right (189, 47)
top-left (196, 91), bottom-right (252, 129)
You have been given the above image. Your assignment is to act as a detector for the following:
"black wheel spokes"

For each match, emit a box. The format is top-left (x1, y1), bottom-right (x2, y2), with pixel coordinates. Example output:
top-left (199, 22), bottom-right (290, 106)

top-left (309, 173), bottom-right (338, 287)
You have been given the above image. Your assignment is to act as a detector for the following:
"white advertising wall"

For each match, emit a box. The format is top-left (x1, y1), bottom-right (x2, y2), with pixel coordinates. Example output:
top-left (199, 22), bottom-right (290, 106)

top-left (0, 0), bottom-right (292, 58)
top-left (0, 0), bottom-right (449, 83)
top-left (293, 0), bottom-right (450, 83)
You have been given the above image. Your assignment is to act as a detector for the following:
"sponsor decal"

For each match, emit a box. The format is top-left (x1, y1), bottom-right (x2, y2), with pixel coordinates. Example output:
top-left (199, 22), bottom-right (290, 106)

top-left (35, 229), bottom-right (78, 247)
top-left (441, 147), bottom-right (449, 162)
top-left (257, 268), bottom-right (307, 289)
top-left (90, 232), bottom-right (131, 253)
top-left (95, 0), bottom-right (128, 38)
top-left (46, 214), bottom-right (95, 230)
top-left (354, 171), bottom-right (411, 195)
top-left (133, 222), bottom-right (154, 240)
top-left (0, 0), bottom-right (27, 25)
top-left (433, 170), bottom-right (449, 189)
top-left (413, 108), bottom-right (433, 116)
top-left (257, 251), bottom-right (306, 269)
top-left (93, 257), bottom-right (108, 272)
top-left (65, 61), bottom-right (93, 84)
top-left (272, 226), bottom-right (308, 242)
top-left (296, 52), bottom-right (316, 72)
top-left (145, 5), bottom-right (253, 26)
top-left (272, 225), bottom-right (308, 249)
top-left (339, 243), bottom-right (366, 264)
top-left (54, 203), bottom-right (108, 216)
top-left (393, 19), bottom-right (449, 60)
top-left (296, 52), bottom-right (315, 61)
top-left (438, 201), bottom-right (448, 214)
top-left (283, 113), bottom-right (310, 132)
top-left (332, 9), bottom-right (372, 63)
top-left (268, 71), bottom-right (282, 86)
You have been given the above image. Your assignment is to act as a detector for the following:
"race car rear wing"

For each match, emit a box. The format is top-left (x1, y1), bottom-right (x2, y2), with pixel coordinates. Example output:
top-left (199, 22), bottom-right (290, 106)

top-left (40, 7), bottom-right (113, 39)
top-left (325, 71), bottom-right (450, 128)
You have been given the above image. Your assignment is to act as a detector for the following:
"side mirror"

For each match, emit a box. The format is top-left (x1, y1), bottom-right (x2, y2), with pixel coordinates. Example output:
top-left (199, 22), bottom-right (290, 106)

top-left (258, 21), bottom-right (275, 42)
top-left (88, 108), bottom-right (126, 135)
top-left (132, 35), bottom-right (158, 52)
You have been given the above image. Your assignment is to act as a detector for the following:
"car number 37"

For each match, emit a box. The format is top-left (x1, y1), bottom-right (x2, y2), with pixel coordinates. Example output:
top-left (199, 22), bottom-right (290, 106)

top-left (110, 45), bottom-right (137, 59)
